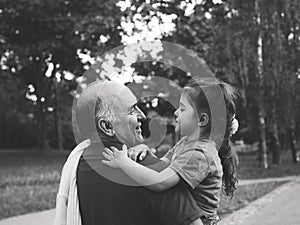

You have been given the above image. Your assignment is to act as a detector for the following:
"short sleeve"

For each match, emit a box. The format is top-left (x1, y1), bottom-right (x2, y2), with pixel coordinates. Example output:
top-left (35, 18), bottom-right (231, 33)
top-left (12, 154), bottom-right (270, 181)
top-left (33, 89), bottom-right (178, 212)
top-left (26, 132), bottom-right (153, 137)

top-left (161, 148), bottom-right (173, 162)
top-left (161, 137), bottom-right (187, 162)
top-left (169, 149), bottom-right (210, 189)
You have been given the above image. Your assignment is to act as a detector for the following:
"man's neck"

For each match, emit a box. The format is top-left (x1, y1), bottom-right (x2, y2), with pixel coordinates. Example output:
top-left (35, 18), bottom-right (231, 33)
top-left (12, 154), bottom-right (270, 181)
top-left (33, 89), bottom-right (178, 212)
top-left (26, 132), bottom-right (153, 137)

top-left (89, 133), bottom-right (123, 149)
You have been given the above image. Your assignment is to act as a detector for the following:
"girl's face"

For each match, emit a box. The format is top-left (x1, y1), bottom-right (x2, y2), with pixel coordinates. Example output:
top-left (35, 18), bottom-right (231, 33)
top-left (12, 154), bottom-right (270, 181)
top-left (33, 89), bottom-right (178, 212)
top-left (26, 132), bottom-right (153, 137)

top-left (174, 93), bottom-right (200, 138)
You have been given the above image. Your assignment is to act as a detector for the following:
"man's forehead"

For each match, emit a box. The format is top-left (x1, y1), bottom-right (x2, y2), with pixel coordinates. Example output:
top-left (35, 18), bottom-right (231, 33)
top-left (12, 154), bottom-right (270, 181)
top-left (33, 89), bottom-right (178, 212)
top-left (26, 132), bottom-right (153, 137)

top-left (97, 81), bottom-right (137, 108)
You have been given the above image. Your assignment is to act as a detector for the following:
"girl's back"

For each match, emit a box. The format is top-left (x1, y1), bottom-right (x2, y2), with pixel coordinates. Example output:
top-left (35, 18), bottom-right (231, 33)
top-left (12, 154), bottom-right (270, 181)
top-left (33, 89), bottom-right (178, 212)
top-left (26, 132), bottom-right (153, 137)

top-left (164, 138), bottom-right (223, 217)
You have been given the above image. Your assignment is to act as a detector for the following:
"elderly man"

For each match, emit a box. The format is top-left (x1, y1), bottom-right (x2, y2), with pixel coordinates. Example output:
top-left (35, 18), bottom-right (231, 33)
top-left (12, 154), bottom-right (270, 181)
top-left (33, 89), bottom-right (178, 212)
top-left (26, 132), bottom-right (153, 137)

top-left (54, 80), bottom-right (203, 225)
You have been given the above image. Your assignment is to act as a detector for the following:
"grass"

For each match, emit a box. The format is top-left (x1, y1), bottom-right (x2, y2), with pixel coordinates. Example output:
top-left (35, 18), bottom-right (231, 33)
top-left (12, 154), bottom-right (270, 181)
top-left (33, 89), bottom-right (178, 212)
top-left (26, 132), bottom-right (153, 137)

top-left (237, 150), bottom-right (300, 179)
top-left (0, 150), bottom-right (299, 220)
top-left (0, 151), bottom-right (68, 219)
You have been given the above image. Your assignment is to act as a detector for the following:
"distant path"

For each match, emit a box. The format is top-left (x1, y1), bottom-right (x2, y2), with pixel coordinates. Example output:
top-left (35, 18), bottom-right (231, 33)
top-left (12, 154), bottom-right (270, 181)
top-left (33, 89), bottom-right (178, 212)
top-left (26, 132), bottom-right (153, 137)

top-left (238, 175), bottom-right (296, 186)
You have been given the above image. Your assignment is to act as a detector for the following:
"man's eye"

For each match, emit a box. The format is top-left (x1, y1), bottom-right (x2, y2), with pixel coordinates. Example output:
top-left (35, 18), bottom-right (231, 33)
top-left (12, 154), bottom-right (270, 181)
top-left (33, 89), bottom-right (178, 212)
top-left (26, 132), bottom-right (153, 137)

top-left (128, 106), bottom-right (137, 115)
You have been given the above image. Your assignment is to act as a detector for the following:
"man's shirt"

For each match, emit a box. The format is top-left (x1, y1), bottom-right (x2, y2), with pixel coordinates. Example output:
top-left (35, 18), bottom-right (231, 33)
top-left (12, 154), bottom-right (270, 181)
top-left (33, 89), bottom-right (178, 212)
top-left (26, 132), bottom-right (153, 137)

top-left (77, 141), bottom-right (202, 225)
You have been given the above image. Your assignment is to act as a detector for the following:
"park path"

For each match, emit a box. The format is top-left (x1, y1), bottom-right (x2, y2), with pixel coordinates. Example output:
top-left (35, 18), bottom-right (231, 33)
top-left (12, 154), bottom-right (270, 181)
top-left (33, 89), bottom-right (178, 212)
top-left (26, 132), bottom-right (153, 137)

top-left (0, 176), bottom-right (299, 225)
top-left (219, 175), bottom-right (300, 225)
top-left (238, 175), bottom-right (296, 186)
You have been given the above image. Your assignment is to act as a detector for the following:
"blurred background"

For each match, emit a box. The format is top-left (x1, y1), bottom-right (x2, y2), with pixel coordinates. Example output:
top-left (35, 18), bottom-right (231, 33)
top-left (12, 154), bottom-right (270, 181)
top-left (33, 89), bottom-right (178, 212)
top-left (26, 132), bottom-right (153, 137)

top-left (0, 0), bottom-right (299, 221)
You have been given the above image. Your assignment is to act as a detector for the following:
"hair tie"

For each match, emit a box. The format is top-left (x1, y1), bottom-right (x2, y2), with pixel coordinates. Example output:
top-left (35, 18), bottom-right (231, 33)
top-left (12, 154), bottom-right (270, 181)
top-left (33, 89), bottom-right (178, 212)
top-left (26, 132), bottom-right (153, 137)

top-left (230, 114), bottom-right (239, 137)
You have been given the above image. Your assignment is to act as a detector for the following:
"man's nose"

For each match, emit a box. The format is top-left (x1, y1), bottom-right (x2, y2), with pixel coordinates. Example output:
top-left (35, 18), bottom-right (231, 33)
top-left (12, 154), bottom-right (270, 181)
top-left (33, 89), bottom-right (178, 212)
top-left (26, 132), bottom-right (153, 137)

top-left (136, 107), bottom-right (146, 120)
top-left (174, 108), bottom-right (179, 117)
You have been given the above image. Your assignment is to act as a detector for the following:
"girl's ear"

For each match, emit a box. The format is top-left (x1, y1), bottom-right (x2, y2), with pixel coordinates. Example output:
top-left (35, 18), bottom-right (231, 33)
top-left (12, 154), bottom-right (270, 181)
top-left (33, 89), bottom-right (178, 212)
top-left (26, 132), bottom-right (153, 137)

top-left (97, 119), bottom-right (115, 137)
top-left (198, 113), bottom-right (209, 127)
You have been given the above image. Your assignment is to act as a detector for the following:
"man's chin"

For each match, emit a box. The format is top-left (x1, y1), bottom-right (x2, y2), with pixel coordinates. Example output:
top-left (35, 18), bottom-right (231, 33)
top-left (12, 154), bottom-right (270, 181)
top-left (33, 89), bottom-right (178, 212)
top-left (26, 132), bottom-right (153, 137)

top-left (135, 134), bottom-right (144, 144)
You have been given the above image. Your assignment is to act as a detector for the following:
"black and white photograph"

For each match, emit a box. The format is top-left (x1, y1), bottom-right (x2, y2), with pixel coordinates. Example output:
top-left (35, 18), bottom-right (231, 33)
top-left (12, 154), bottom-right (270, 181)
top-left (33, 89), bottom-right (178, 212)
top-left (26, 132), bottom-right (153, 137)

top-left (0, 0), bottom-right (299, 225)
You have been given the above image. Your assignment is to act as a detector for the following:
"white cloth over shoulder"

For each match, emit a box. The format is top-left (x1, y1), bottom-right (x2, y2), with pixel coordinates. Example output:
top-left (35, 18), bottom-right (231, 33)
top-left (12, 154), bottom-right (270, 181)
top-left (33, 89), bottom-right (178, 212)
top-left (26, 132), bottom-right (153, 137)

top-left (53, 139), bottom-right (91, 225)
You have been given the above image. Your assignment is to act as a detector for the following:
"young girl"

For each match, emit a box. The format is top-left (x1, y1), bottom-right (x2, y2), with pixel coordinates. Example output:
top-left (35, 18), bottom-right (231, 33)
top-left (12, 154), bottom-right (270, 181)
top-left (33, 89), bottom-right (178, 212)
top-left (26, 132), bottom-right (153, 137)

top-left (102, 78), bottom-right (238, 225)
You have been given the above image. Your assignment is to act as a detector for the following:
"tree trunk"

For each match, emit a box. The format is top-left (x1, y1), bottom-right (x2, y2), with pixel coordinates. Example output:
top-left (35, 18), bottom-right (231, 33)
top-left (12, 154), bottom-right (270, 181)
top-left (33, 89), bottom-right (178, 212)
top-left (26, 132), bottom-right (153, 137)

top-left (269, 0), bottom-right (283, 165)
top-left (288, 126), bottom-right (299, 163)
top-left (256, 0), bottom-right (268, 169)
top-left (37, 101), bottom-right (48, 150)
top-left (285, 1), bottom-right (299, 164)
top-left (270, 120), bottom-right (281, 164)
top-left (0, 111), bottom-right (6, 148)
top-left (54, 82), bottom-right (63, 150)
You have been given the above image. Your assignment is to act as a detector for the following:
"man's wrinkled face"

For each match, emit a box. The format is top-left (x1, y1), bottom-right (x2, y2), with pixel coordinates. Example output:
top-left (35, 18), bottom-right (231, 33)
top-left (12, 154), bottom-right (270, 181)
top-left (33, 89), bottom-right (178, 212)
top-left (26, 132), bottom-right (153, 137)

top-left (112, 87), bottom-right (146, 148)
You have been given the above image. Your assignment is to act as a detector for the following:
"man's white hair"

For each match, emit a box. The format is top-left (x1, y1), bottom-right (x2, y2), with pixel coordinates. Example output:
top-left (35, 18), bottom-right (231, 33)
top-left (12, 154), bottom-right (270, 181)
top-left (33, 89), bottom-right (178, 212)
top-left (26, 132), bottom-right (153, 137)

top-left (75, 80), bottom-right (128, 140)
top-left (95, 96), bottom-right (119, 129)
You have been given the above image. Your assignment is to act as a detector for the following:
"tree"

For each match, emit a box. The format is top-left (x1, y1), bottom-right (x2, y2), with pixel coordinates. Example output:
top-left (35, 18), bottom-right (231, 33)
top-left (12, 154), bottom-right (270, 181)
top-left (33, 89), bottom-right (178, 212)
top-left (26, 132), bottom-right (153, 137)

top-left (0, 0), bottom-right (122, 149)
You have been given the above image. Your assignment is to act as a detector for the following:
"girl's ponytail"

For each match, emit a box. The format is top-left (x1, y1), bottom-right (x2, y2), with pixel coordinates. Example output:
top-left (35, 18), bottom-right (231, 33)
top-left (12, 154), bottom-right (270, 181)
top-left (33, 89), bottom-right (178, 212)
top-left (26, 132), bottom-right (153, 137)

top-left (218, 82), bottom-right (239, 197)
top-left (219, 136), bottom-right (238, 197)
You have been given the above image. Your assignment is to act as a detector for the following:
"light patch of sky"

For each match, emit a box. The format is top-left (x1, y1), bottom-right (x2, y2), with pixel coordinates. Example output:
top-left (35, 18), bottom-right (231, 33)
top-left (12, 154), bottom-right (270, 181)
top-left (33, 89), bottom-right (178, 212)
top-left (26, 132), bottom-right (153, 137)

top-left (179, 0), bottom-right (203, 17)
top-left (212, 0), bottom-right (223, 4)
top-left (26, 93), bottom-right (37, 102)
top-left (133, 74), bottom-right (146, 83)
top-left (116, 0), bottom-right (131, 12)
top-left (288, 33), bottom-right (294, 41)
top-left (1, 50), bottom-right (14, 69)
top-left (77, 49), bottom-right (95, 65)
top-left (28, 84), bottom-right (35, 93)
top-left (76, 76), bottom-right (86, 84)
top-left (99, 34), bottom-right (109, 44)
top-left (151, 98), bottom-right (159, 108)
top-left (78, 1), bottom-right (191, 82)
top-left (45, 62), bottom-right (54, 77)
top-left (205, 12), bottom-right (212, 19)
top-left (0, 56), bottom-right (7, 70)
top-left (227, 8), bottom-right (239, 18)
top-left (63, 71), bottom-right (75, 81)
top-left (109, 66), bottom-right (135, 84)
top-left (120, 12), bottom-right (177, 44)
top-left (55, 71), bottom-right (62, 82)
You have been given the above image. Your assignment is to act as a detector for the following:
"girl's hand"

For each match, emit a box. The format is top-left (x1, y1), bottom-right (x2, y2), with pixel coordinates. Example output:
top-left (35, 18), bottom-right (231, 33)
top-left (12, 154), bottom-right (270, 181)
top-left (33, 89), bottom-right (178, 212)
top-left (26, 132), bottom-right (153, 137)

top-left (102, 145), bottom-right (130, 168)
top-left (128, 144), bottom-right (152, 161)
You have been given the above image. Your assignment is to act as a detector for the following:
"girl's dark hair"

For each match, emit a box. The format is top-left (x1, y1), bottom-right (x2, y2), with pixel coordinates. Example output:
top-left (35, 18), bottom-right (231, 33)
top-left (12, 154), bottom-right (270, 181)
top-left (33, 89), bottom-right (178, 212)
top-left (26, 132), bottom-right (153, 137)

top-left (184, 77), bottom-right (238, 197)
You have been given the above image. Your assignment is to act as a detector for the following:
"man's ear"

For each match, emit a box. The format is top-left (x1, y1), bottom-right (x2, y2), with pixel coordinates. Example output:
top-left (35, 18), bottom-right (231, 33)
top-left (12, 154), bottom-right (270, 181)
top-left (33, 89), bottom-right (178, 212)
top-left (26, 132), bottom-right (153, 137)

top-left (198, 113), bottom-right (209, 127)
top-left (97, 119), bottom-right (115, 137)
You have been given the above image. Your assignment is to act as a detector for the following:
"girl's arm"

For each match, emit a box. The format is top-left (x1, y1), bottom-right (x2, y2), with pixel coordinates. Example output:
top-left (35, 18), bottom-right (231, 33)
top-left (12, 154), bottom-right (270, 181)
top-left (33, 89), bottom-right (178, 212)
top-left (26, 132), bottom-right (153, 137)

top-left (102, 145), bottom-right (180, 192)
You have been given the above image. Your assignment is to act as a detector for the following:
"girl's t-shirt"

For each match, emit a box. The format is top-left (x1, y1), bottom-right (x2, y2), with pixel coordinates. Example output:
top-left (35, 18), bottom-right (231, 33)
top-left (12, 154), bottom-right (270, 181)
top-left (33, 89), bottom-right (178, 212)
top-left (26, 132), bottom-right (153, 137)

top-left (163, 137), bottom-right (223, 217)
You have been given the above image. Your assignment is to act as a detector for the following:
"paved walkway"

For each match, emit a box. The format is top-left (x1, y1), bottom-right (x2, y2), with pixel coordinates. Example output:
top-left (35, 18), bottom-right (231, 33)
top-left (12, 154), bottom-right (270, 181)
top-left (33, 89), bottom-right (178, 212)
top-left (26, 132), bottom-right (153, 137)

top-left (0, 176), bottom-right (299, 225)
top-left (219, 176), bottom-right (300, 225)
top-left (0, 209), bottom-right (54, 225)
